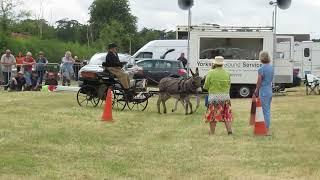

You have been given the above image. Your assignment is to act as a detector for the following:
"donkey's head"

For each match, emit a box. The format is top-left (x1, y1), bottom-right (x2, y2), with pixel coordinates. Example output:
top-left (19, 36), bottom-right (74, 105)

top-left (189, 68), bottom-right (202, 90)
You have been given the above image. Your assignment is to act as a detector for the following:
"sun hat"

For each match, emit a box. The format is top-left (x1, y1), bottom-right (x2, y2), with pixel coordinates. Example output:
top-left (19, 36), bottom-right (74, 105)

top-left (213, 56), bottom-right (224, 65)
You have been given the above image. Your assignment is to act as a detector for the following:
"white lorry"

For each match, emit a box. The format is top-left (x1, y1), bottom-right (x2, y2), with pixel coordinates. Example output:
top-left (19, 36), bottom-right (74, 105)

top-left (182, 25), bottom-right (293, 98)
top-left (132, 40), bottom-right (187, 61)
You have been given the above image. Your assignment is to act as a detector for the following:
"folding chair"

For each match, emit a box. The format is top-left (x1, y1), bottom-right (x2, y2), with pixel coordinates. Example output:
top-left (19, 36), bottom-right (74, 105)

top-left (305, 74), bottom-right (320, 95)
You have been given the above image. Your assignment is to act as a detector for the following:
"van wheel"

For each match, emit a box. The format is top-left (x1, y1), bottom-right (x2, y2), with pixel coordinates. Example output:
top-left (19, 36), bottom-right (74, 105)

top-left (238, 86), bottom-right (252, 98)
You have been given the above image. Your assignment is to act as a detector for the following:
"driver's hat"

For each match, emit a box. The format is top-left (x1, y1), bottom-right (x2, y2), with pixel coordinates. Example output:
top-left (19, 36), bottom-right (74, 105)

top-left (108, 43), bottom-right (118, 49)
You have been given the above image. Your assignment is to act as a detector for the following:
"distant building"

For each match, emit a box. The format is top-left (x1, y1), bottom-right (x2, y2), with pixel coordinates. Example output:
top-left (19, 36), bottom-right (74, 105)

top-left (277, 34), bottom-right (310, 42)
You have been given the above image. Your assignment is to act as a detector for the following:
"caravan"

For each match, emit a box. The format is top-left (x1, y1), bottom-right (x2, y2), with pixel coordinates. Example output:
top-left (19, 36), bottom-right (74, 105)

top-left (278, 40), bottom-right (320, 78)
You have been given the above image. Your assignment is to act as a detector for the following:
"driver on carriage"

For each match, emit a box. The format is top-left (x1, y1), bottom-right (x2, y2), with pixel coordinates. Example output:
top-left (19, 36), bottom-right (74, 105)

top-left (102, 43), bottom-right (133, 95)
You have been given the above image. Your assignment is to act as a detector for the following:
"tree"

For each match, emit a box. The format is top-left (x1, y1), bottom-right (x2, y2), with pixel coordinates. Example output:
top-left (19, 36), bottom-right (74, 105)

top-left (55, 19), bottom-right (88, 44)
top-left (12, 19), bottom-right (55, 39)
top-left (89, 0), bottom-right (137, 40)
top-left (99, 20), bottom-right (130, 52)
top-left (0, 0), bottom-right (23, 32)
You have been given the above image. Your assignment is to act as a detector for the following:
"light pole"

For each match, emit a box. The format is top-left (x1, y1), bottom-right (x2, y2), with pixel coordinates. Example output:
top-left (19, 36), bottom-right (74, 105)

top-left (178, 0), bottom-right (194, 76)
top-left (269, 0), bottom-right (292, 61)
top-left (187, 8), bottom-right (192, 76)
top-left (269, 1), bottom-right (278, 63)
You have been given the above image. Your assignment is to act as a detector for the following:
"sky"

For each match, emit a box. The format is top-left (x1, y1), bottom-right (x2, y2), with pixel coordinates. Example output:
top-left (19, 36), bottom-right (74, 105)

top-left (21, 0), bottom-right (320, 38)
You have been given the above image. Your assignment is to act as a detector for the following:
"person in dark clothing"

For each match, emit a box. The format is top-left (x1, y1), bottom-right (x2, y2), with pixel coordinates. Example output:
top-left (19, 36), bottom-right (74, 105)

top-left (73, 56), bottom-right (82, 81)
top-left (177, 53), bottom-right (188, 68)
top-left (36, 51), bottom-right (48, 85)
top-left (30, 71), bottom-right (41, 91)
top-left (102, 43), bottom-right (130, 90)
top-left (10, 71), bottom-right (26, 91)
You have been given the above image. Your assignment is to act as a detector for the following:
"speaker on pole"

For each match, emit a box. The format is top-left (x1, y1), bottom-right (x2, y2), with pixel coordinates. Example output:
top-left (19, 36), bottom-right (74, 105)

top-left (178, 0), bottom-right (194, 10)
top-left (277, 0), bottom-right (291, 10)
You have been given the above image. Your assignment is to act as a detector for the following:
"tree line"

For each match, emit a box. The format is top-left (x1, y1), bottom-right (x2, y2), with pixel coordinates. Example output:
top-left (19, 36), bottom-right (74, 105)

top-left (0, 0), bottom-right (176, 62)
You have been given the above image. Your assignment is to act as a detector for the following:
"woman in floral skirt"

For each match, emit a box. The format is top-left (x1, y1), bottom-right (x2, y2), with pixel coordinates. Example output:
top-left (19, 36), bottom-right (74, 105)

top-left (204, 56), bottom-right (233, 135)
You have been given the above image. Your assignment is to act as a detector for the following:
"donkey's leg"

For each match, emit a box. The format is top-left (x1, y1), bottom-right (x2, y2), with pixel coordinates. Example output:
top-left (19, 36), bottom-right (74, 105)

top-left (188, 100), bottom-right (193, 115)
top-left (157, 94), bottom-right (162, 114)
top-left (195, 94), bottom-right (200, 112)
top-left (184, 98), bottom-right (189, 115)
top-left (162, 99), bottom-right (167, 114)
top-left (172, 99), bottom-right (179, 112)
top-left (184, 97), bottom-right (193, 115)
top-left (162, 95), bottom-right (170, 114)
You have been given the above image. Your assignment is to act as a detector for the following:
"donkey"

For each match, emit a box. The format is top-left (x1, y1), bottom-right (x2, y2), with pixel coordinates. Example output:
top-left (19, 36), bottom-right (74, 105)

top-left (157, 68), bottom-right (202, 115)
top-left (171, 89), bottom-right (201, 113)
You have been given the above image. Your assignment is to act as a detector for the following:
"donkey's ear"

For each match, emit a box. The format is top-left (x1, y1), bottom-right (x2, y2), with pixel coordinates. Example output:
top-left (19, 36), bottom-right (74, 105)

top-left (190, 69), bottom-right (195, 76)
top-left (195, 67), bottom-right (199, 76)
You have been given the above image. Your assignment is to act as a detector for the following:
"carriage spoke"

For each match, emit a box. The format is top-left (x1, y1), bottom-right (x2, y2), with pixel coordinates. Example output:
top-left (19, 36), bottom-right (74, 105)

top-left (77, 85), bottom-right (100, 108)
top-left (80, 98), bottom-right (87, 104)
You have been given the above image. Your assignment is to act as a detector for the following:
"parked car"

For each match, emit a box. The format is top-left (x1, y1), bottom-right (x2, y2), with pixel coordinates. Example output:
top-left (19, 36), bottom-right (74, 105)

top-left (78, 53), bottom-right (135, 85)
top-left (133, 59), bottom-right (185, 85)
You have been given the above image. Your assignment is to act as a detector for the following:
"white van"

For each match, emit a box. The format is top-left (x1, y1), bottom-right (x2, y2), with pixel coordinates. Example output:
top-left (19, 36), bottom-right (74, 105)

top-left (132, 40), bottom-right (187, 61)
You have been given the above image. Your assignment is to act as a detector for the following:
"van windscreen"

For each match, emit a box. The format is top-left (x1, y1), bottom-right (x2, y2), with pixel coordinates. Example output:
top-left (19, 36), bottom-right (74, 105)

top-left (199, 38), bottom-right (263, 60)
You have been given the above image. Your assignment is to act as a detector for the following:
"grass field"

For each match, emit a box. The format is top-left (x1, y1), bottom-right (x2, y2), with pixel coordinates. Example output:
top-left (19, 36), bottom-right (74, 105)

top-left (0, 88), bottom-right (320, 179)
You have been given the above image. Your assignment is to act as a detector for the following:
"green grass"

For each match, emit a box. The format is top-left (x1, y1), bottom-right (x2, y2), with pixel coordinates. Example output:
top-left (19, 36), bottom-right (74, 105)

top-left (0, 88), bottom-right (319, 179)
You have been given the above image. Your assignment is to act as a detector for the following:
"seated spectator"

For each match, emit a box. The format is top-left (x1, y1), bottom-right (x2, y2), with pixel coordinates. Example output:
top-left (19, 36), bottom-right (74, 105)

top-left (45, 72), bottom-right (58, 86)
top-left (30, 71), bottom-right (41, 91)
top-left (10, 71), bottom-right (26, 91)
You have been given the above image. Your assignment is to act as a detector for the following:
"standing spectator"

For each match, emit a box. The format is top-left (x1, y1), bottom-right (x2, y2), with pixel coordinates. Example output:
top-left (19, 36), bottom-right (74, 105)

top-left (36, 51), bottom-right (48, 85)
top-left (61, 51), bottom-right (75, 86)
top-left (22, 52), bottom-right (36, 89)
top-left (204, 56), bottom-right (233, 135)
top-left (254, 51), bottom-right (274, 135)
top-left (177, 53), bottom-right (188, 68)
top-left (9, 71), bottom-right (26, 91)
top-left (1, 49), bottom-right (16, 90)
top-left (16, 52), bottom-right (24, 72)
top-left (73, 56), bottom-right (81, 81)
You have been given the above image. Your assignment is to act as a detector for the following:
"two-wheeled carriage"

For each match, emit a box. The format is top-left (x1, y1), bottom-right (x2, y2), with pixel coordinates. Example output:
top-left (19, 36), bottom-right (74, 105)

top-left (77, 70), bottom-right (152, 111)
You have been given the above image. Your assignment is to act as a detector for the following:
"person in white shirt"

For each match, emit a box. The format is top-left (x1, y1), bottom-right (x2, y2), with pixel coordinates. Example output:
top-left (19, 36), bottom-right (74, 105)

top-left (1, 49), bottom-right (16, 90)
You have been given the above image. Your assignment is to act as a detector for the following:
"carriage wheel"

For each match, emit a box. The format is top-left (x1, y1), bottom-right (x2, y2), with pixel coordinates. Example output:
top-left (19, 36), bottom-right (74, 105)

top-left (127, 97), bottom-right (149, 111)
top-left (77, 85), bottom-right (100, 107)
top-left (112, 88), bottom-right (127, 111)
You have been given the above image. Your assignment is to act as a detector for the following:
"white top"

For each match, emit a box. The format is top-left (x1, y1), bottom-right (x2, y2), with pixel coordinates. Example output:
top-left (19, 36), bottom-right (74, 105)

top-left (1, 54), bottom-right (16, 72)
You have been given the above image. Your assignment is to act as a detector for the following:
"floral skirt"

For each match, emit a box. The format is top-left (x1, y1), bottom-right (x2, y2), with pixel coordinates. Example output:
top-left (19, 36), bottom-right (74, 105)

top-left (205, 100), bottom-right (233, 123)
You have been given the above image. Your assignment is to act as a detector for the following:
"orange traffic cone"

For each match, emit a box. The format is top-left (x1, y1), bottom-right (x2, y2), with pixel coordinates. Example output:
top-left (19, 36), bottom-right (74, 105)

top-left (254, 98), bottom-right (267, 136)
top-left (102, 88), bottom-right (113, 122)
